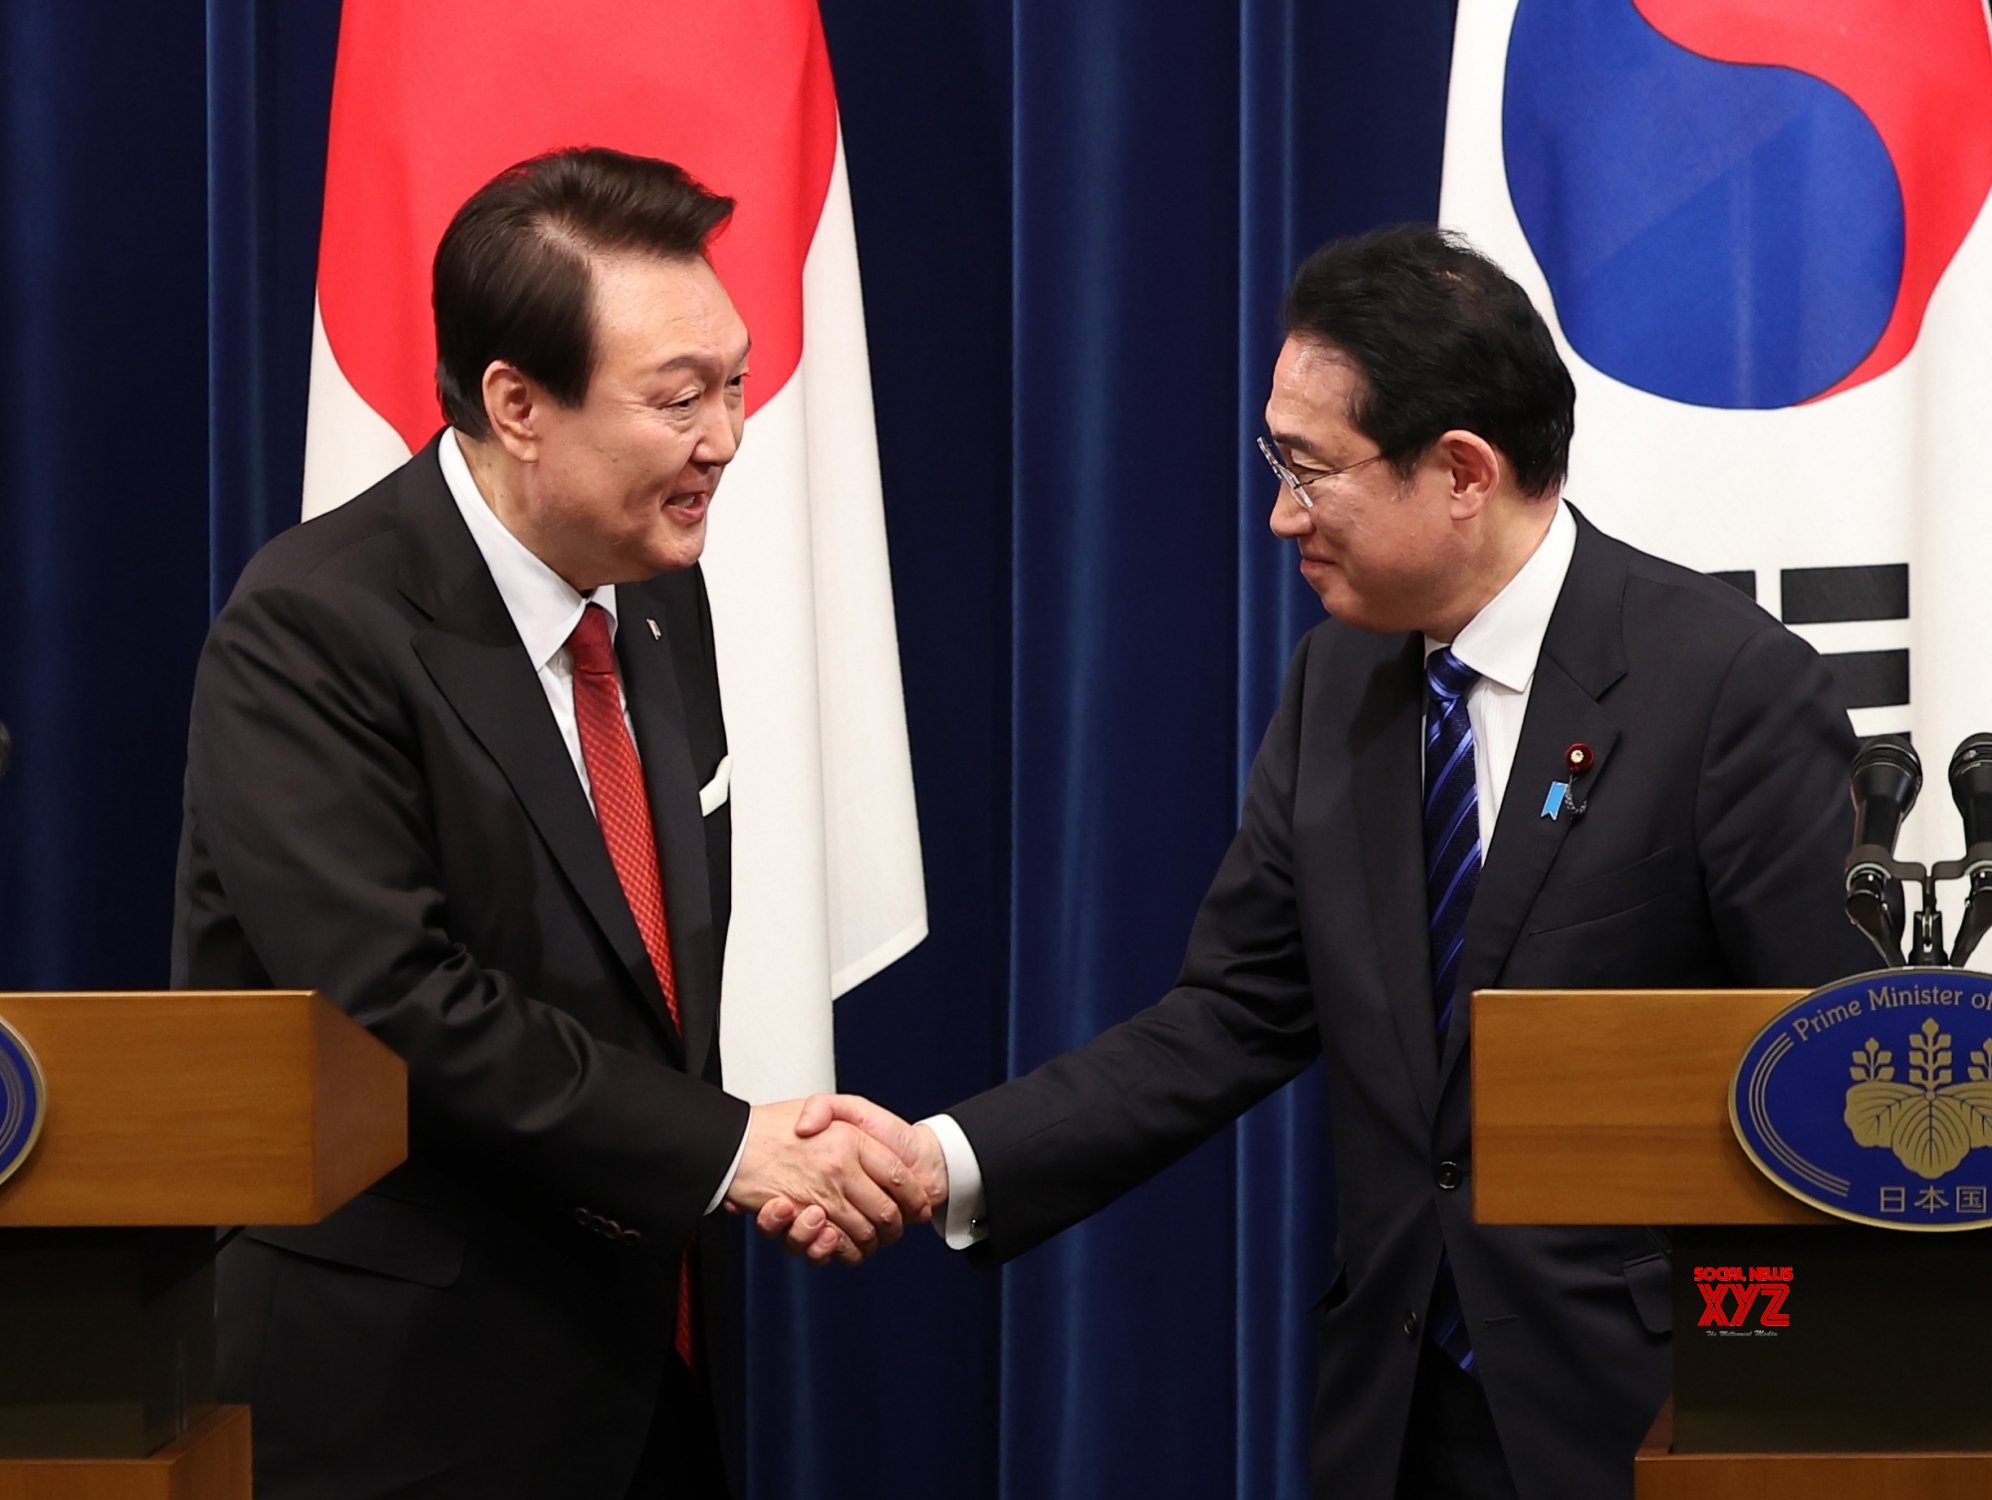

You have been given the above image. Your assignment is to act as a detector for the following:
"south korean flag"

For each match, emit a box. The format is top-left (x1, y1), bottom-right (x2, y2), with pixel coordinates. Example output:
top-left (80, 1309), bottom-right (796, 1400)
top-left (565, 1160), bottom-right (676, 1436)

top-left (1439, 0), bottom-right (1992, 868)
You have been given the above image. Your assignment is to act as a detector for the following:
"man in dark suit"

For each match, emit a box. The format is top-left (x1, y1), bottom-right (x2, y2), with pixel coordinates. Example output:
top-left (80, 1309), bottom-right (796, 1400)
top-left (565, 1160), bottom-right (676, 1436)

top-left (772, 225), bottom-right (1878, 1497)
top-left (173, 148), bottom-right (935, 1500)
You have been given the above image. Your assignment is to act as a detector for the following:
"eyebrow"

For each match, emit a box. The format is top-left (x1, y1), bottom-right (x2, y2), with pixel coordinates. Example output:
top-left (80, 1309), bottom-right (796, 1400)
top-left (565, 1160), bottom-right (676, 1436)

top-left (1266, 429), bottom-right (1326, 463)
top-left (652, 337), bottom-right (753, 377)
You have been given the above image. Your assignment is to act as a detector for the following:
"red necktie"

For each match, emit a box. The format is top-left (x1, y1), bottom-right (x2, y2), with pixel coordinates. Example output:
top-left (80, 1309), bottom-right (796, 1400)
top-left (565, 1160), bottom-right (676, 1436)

top-left (565, 602), bottom-right (697, 1369)
top-left (567, 602), bottom-right (680, 1029)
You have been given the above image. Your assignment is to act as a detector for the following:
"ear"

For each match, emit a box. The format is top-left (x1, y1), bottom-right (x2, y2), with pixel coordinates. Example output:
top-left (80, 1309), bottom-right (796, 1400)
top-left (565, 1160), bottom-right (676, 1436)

top-left (1437, 429), bottom-right (1501, 521)
top-left (481, 361), bottom-right (542, 462)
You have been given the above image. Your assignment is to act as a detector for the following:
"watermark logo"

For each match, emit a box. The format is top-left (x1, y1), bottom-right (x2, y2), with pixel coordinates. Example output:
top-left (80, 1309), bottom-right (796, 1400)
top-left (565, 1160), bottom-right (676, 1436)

top-left (1693, 1264), bottom-right (1791, 1335)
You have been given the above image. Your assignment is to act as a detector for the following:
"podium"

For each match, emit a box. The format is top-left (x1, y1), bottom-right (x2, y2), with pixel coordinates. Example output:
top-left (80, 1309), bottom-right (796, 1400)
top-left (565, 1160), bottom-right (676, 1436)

top-left (1473, 988), bottom-right (1992, 1498)
top-left (0, 991), bottom-right (406, 1499)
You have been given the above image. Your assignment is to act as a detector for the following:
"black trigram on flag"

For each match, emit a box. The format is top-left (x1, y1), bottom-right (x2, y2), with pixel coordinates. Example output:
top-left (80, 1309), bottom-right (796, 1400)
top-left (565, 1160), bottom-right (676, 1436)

top-left (1714, 564), bottom-right (1909, 718)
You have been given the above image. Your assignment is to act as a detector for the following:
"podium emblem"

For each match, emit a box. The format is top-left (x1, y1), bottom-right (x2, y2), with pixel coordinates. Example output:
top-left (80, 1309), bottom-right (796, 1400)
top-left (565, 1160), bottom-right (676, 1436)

top-left (0, 1013), bottom-right (45, 1190)
top-left (1732, 969), bottom-right (1992, 1230)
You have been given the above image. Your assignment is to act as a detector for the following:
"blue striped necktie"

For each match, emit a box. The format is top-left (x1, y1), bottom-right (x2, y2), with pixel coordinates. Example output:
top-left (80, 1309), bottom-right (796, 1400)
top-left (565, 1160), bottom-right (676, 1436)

top-left (1423, 647), bottom-right (1480, 1375)
top-left (1425, 648), bottom-right (1482, 1043)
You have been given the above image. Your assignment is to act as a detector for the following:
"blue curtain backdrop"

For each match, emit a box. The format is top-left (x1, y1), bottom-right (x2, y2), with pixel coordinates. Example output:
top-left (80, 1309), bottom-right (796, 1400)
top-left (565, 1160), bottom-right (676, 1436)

top-left (0, 3), bottom-right (1453, 1496)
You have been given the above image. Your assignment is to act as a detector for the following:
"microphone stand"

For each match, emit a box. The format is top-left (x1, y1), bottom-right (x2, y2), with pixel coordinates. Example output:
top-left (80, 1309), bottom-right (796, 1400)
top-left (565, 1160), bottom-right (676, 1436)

top-left (1912, 879), bottom-right (1945, 967)
top-left (1848, 848), bottom-right (1986, 970)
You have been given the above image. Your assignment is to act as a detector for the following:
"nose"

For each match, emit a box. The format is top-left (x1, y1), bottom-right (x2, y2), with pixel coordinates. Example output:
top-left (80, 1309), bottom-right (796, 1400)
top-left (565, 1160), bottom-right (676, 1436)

top-left (1267, 485), bottom-right (1311, 540)
top-left (694, 397), bottom-right (741, 467)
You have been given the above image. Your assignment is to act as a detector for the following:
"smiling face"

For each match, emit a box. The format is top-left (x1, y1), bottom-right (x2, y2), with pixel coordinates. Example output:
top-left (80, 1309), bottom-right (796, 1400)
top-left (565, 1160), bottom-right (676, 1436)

top-left (1262, 337), bottom-right (1484, 637)
top-left (483, 251), bottom-right (750, 591)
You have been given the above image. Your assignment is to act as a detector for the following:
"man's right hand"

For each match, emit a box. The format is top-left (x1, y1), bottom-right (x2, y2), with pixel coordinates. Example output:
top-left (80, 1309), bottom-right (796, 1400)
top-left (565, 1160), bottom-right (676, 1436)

top-left (723, 1095), bottom-right (938, 1265)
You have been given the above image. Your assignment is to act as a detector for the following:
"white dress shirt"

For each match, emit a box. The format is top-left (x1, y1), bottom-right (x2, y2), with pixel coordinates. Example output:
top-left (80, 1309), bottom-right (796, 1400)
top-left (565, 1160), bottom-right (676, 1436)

top-left (1427, 499), bottom-right (1577, 852)
top-left (926, 501), bottom-right (1578, 1248)
top-left (439, 430), bottom-right (746, 1212)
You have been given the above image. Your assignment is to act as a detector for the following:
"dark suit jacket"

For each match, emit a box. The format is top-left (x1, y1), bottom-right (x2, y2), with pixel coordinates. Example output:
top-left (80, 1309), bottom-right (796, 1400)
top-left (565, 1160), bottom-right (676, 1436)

top-left (948, 511), bottom-right (1877, 1500)
top-left (172, 438), bottom-right (749, 1499)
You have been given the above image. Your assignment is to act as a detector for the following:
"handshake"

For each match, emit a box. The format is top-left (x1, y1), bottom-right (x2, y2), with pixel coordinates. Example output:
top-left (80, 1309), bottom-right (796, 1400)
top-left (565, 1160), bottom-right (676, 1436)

top-left (723, 1095), bottom-right (951, 1264)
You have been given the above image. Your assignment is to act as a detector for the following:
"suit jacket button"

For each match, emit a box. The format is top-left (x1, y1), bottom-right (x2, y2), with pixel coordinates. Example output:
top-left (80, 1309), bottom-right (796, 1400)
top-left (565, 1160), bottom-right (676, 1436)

top-left (1403, 1310), bottom-right (1420, 1338)
top-left (1436, 1161), bottom-right (1463, 1191)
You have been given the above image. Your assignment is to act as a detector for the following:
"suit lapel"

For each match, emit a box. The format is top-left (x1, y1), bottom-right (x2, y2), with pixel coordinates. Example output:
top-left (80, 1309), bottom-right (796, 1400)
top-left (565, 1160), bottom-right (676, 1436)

top-left (615, 594), bottom-right (721, 1082)
top-left (395, 447), bottom-right (687, 1058)
top-left (1439, 510), bottom-right (1628, 1090)
top-left (1351, 633), bottom-right (1441, 1123)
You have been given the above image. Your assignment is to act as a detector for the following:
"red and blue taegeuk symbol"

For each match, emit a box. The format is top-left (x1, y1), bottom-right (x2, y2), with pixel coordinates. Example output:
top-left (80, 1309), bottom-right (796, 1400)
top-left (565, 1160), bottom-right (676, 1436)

top-left (1503, 1), bottom-right (1992, 409)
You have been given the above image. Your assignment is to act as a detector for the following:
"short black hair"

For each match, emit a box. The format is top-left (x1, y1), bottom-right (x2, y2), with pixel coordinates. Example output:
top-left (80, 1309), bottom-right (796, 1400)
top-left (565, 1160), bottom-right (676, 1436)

top-left (1282, 224), bottom-right (1574, 496)
top-left (432, 147), bottom-right (735, 439)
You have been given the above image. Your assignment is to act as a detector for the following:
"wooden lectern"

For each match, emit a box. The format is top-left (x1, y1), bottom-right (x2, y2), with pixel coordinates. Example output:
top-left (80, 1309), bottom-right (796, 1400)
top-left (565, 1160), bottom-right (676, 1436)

top-left (0, 991), bottom-right (406, 1500)
top-left (1474, 989), bottom-right (1992, 1499)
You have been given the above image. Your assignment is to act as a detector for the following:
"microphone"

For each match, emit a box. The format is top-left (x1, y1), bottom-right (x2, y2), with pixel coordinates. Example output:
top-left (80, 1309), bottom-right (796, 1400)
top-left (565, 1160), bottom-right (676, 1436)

top-left (0, 719), bottom-right (9, 781)
top-left (1950, 734), bottom-right (1992, 966)
top-left (1846, 737), bottom-right (1920, 967)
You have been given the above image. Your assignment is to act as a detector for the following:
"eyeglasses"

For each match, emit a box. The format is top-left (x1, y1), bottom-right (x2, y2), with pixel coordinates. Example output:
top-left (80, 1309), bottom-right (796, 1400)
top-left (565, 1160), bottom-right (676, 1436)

top-left (1255, 435), bottom-right (1387, 511)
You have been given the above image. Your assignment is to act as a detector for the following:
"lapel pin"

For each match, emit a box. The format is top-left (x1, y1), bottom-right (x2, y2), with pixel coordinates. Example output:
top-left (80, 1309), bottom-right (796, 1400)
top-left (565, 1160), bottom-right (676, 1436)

top-left (647, 618), bottom-right (661, 641)
top-left (1542, 743), bottom-right (1596, 821)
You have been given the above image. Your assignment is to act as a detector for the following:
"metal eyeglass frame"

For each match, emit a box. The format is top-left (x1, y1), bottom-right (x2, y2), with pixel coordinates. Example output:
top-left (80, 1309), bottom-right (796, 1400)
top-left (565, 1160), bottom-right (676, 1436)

top-left (1256, 435), bottom-right (1387, 511)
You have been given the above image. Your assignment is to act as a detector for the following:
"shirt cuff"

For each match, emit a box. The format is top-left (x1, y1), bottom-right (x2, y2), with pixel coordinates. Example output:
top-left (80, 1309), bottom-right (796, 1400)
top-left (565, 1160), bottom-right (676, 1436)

top-left (704, 1123), bottom-right (750, 1216)
top-left (920, 1112), bottom-right (988, 1249)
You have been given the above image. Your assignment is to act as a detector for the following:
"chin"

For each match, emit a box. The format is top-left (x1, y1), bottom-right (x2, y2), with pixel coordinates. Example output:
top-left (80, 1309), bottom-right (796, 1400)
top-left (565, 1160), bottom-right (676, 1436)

top-left (1315, 580), bottom-right (1369, 625)
top-left (641, 528), bottom-right (708, 577)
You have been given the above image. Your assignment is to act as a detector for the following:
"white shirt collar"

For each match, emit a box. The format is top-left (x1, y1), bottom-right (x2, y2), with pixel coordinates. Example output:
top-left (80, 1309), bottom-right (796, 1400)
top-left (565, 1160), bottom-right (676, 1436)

top-left (437, 428), bottom-right (617, 669)
top-left (1425, 499), bottom-right (1576, 692)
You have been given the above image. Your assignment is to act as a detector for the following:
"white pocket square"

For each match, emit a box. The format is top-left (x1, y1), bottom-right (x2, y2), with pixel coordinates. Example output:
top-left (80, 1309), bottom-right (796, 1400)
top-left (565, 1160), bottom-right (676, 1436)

top-left (698, 755), bottom-right (731, 816)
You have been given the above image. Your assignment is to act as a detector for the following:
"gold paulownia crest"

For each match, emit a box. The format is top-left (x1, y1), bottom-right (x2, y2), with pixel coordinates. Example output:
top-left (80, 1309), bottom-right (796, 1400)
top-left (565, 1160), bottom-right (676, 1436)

top-left (1845, 1019), bottom-right (1992, 1179)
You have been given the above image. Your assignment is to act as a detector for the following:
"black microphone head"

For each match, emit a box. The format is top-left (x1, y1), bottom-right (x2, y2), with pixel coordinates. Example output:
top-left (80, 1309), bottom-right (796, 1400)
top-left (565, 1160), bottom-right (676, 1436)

top-left (1950, 733), bottom-right (1992, 852)
top-left (1850, 736), bottom-right (1921, 857)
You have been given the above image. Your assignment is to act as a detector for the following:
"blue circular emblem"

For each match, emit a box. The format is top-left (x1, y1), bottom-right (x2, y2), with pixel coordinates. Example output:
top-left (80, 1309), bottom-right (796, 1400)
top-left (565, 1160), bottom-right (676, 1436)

top-left (0, 1014), bottom-right (46, 1189)
top-left (1732, 968), bottom-right (1992, 1230)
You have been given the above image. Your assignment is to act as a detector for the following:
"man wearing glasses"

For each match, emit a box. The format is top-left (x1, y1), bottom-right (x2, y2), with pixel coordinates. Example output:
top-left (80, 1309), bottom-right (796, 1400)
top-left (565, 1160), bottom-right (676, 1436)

top-left (770, 224), bottom-right (1873, 1499)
